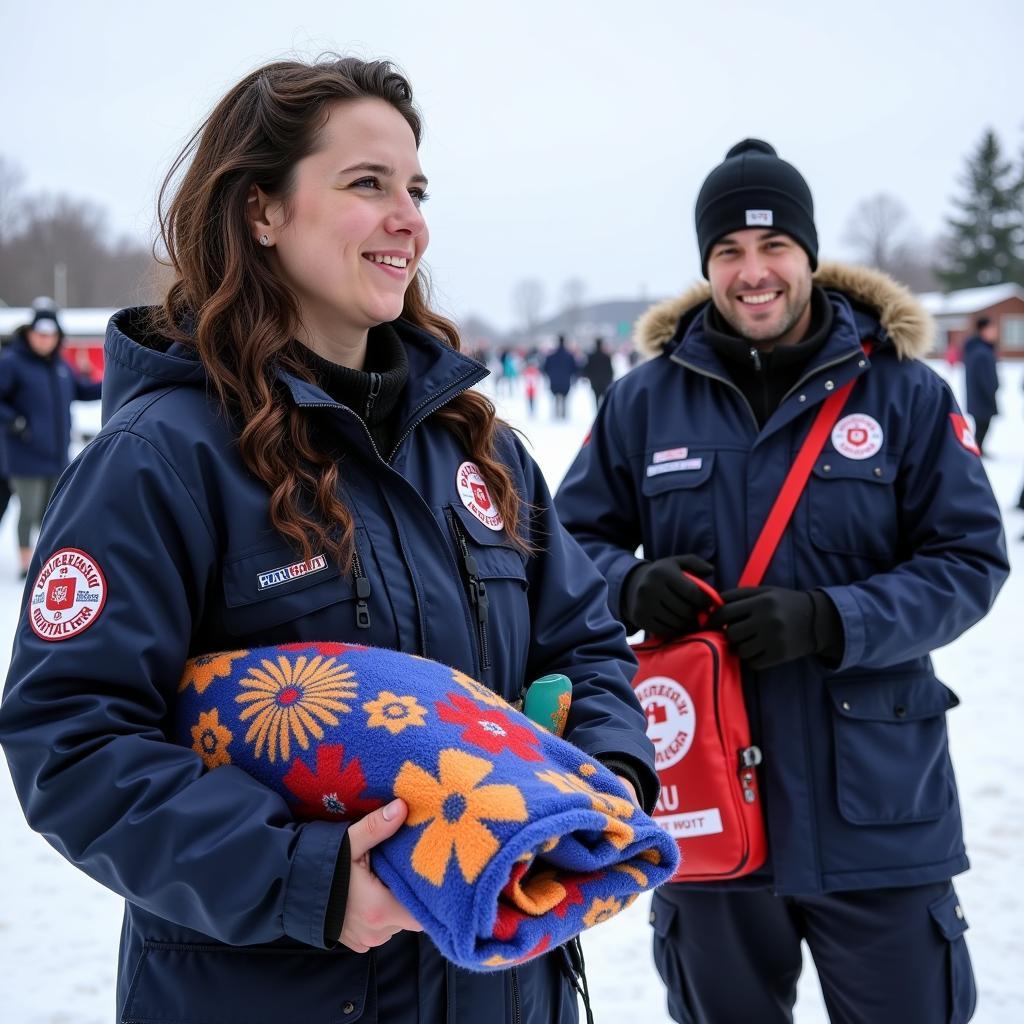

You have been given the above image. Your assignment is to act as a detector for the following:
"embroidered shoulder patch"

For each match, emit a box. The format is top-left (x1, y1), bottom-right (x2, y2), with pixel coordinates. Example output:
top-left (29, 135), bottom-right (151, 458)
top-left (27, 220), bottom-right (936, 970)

top-left (29, 548), bottom-right (107, 642)
top-left (949, 414), bottom-right (981, 455)
top-left (457, 461), bottom-right (504, 531)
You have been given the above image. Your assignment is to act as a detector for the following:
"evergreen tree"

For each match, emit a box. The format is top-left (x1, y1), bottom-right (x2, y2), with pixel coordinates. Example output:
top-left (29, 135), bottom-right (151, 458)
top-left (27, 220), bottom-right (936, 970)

top-left (936, 128), bottom-right (1024, 290)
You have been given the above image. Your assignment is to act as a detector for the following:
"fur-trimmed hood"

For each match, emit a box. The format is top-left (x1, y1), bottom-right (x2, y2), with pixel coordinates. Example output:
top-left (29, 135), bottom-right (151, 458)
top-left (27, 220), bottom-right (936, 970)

top-left (634, 261), bottom-right (933, 361)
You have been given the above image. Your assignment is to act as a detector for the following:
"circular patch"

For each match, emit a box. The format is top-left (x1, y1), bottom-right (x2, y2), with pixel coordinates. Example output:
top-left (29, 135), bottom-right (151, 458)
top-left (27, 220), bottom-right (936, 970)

top-left (28, 548), bottom-right (107, 642)
top-left (634, 675), bottom-right (696, 770)
top-left (456, 461), bottom-right (504, 531)
top-left (831, 414), bottom-right (883, 460)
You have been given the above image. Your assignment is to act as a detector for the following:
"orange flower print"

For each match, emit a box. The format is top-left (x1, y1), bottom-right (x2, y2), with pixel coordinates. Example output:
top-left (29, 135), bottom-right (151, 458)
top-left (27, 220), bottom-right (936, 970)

top-left (582, 895), bottom-right (623, 929)
top-left (179, 650), bottom-right (248, 694)
top-left (363, 691), bottom-right (428, 735)
top-left (235, 654), bottom-right (356, 763)
top-left (395, 748), bottom-right (528, 886)
top-left (191, 708), bottom-right (233, 770)
top-left (451, 668), bottom-right (509, 709)
top-left (535, 768), bottom-right (636, 849)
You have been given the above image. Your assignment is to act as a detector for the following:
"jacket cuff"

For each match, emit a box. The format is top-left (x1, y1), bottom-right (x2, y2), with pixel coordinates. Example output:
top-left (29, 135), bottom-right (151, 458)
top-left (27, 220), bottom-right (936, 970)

top-left (596, 753), bottom-right (658, 815)
top-left (810, 589), bottom-right (844, 663)
top-left (282, 820), bottom-right (350, 950)
top-left (322, 830), bottom-right (352, 947)
top-left (819, 586), bottom-right (865, 671)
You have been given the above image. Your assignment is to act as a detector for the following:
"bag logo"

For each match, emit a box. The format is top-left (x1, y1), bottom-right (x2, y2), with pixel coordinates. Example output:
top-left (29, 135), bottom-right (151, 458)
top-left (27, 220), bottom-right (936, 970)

top-left (831, 414), bottom-right (883, 460)
top-left (949, 413), bottom-right (981, 455)
top-left (457, 461), bottom-right (504, 531)
top-left (257, 554), bottom-right (328, 591)
top-left (745, 209), bottom-right (773, 226)
top-left (29, 547), bottom-right (107, 642)
top-left (635, 675), bottom-right (696, 769)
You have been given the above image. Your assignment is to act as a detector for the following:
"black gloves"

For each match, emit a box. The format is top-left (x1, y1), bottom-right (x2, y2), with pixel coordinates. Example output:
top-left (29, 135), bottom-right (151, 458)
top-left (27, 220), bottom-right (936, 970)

top-left (621, 555), bottom-right (716, 638)
top-left (708, 587), bottom-right (843, 669)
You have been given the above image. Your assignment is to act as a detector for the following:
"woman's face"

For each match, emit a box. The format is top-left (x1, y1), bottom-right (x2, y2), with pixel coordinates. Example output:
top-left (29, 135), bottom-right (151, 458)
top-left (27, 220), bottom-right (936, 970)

top-left (261, 98), bottom-right (429, 343)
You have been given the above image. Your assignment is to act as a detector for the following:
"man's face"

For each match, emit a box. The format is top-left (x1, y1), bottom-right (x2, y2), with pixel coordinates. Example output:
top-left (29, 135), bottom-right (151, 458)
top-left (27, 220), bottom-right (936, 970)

top-left (707, 229), bottom-right (813, 346)
top-left (981, 323), bottom-right (998, 343)
top-left (26, 327), bottom-right (60, 357)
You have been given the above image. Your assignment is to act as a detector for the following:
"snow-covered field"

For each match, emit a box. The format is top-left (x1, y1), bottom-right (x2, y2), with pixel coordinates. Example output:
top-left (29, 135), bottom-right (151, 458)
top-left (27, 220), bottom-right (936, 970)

top-left (1, 357), bottom-right (1022, 1023)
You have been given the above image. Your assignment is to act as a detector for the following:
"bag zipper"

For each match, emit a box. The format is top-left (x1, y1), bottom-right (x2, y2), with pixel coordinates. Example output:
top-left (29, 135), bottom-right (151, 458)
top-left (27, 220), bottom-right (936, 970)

top-left (445, 509), bottom-right (491, 672)
top-left (350, 547), bottom-right (371, 629)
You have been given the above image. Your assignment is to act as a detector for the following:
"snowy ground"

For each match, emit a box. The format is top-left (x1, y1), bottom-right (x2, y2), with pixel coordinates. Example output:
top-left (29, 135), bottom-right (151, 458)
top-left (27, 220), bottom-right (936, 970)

top-left (1, 357), bottom-right (1023, 1023)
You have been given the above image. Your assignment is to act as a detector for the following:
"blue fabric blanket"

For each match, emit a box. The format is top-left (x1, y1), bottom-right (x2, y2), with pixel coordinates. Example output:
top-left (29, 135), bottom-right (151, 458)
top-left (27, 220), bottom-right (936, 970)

top-left (173, 641), bottom-right (678, 970)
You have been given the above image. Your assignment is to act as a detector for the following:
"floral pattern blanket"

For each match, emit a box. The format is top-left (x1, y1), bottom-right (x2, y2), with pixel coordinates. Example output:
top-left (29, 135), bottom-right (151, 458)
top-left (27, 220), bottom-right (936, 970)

top-left (173, 641), bottom-right (678, 970)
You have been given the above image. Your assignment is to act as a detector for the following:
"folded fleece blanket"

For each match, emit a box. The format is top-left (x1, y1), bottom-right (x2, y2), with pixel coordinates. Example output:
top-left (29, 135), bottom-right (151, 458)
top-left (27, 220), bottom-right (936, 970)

top-left (173, 641), bottom-right (678, 970)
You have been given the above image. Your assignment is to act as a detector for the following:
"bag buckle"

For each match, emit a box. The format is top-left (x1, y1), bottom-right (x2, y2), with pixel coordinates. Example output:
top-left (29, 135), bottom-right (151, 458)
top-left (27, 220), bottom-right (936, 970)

top-left (738, 746), bottom-right (762, 805)
top-left (739, 745), bottom-right (763, 768)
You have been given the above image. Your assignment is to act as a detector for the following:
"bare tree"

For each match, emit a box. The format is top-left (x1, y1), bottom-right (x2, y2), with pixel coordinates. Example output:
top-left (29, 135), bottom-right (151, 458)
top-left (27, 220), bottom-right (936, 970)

top-left (512, 278), bottom-right (545, 335)
top-left (843, 193), bottom-right (914, 273)
top-left (0, 156), bottom-right (26, 248)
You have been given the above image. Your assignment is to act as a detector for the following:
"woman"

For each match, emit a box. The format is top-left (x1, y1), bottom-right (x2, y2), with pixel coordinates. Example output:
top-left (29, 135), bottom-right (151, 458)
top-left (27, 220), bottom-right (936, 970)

top-left (0, 57), bottom-right (656, 1023)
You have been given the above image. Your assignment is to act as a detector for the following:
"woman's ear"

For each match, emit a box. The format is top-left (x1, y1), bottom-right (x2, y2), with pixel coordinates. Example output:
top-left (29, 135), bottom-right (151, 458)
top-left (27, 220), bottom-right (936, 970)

top-left (247, 184), bottom-right (280, 246)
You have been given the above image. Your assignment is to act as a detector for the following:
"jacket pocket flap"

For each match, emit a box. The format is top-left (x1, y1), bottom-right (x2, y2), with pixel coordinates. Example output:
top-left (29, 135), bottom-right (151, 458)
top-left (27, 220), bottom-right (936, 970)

top-left (929, 889), bottom-right (969, 941)
top-left (828, 674), bottom-right (959, 722)
top-left (223, 543), bottom-right (346, 608)
top-left (812, 457), bottom-right (896, 483)
top-left (641, 451), bottom-right (714, 495)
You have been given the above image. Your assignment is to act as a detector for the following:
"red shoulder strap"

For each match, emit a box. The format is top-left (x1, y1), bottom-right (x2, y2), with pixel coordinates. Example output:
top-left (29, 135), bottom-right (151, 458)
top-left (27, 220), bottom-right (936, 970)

top-left (737, 344), bottom-right (871, 588)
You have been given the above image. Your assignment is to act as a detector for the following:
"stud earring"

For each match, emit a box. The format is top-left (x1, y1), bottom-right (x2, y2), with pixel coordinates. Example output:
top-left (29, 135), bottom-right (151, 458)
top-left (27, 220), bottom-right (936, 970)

top-left (259, 234), bottom-right (270, 247)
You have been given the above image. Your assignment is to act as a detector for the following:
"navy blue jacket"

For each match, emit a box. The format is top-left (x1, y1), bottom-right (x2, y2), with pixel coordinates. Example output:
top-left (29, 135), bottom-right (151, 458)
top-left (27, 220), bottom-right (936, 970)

top-left (543, 345), bottom-right (578, 395)
top-left (0, 328), bottom-right (102, 477)
top-left (555, 263), bottom-right (1009, 897)
top-left (0, 308), bottom-right (655, 1024)
top-left (962, 334), bottom-right (999, 420)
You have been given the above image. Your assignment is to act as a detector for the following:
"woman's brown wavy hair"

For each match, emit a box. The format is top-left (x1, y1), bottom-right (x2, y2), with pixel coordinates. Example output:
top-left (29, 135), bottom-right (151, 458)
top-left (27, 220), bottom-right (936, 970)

top-left (153, 56), bottom-right (527, 568)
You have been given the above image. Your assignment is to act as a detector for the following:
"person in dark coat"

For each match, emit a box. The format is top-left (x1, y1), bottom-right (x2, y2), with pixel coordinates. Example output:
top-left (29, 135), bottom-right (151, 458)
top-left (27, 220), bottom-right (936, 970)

top-left (555, 139), bottom-right (1008, 1024)
top-left (582, 337), bottom-right (614, 410)
top-left (962, 316), bottom-right (1000, 455)
top-left (0, 308), bottom-right (102, 576)
top-left (543, 334), bottom-right (578, 420)
top-left (0, 57), bottom-right (657, 1024)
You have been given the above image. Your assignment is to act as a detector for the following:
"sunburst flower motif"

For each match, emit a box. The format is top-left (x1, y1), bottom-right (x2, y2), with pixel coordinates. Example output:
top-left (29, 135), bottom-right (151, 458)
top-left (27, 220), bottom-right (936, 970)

top-left (395, 748), bottom-right (528, 886)
top-left (583, 895), bottom-right (623, 929)
top-left (235, 654), bottom-right (356, 763)
top-left (451, 668), bottom-right (510, 709)
top-left (191, 708), bottom-right (233, 770)
top-left (179, 650), bottom-right (248, 694)
top-left (363, 691), bottom-right (428, 735)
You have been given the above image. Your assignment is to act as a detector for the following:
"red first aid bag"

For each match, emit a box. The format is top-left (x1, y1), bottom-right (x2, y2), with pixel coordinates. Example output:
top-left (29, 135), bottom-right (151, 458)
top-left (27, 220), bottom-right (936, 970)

top-left (632, 346), bottom-right (869, 882)
top-left (633, 622), bottom-right (765, 881)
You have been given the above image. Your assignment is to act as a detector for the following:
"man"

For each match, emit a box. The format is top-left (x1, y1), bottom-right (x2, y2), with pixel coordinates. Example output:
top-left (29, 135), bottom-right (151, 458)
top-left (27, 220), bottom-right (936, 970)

top-left (555, 139), bottom-right (1008, 1024)
top-left (962, 316), bottom-right (1000, 455)
top-left (543, 334), bottom-right (578, 420)
top-left (583, 336), bottom-right (615, 410)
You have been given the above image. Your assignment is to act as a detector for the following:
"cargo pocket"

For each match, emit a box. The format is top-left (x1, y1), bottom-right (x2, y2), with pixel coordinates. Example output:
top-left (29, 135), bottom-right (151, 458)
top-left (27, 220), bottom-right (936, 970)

top-left (929, 888), bottom-right (976, 1023)
top-left (121, 941), bottom-right (370, 1024)
top-left (829, 673), bottom-right (959, 825)
top-left (807, 455), bottom-right (898, 561)
top-left (649, 894), bottom-right (697, 1024)
top-left (640, 451), bottom-right (716, 562)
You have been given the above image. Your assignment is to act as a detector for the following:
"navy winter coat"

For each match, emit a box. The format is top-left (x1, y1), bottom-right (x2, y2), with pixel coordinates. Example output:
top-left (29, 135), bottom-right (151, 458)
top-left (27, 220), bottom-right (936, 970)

top-left (0, 309), bottom-right (656, 1024)
top-left (555, 263), bottom-right (1009, 898)
top-left (962, 334), bottom-right (999, 421)
top-left (0, 329), bottom-right (102, 476)
top-left (543, 345), bottom-right (578, 395)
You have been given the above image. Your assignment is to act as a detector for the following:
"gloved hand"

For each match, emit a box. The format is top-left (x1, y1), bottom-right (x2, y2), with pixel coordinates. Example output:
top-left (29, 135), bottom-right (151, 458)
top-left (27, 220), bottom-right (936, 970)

top-left (9, 415), bottom-right (30, 441)
top-left (707, 587), bottom-right (843, 669)
top-left (621, 554), bottom-right (716, 638)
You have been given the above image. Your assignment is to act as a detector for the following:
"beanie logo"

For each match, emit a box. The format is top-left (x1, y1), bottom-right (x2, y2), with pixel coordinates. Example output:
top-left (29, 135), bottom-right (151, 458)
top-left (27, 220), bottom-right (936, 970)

top-left (745, 210), bottom-right (773, 227)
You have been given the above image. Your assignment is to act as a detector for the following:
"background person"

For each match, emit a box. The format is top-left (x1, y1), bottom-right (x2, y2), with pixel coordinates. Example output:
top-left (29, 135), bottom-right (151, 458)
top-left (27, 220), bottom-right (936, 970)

top-left (962, 315), bottom-right (1000, 455)
top-left (544, 333), bottom-right (578, 420)
top-left (555, 139), bottom-right (1008, 1024)
top-left (583, 336), bottom-right (614, 410)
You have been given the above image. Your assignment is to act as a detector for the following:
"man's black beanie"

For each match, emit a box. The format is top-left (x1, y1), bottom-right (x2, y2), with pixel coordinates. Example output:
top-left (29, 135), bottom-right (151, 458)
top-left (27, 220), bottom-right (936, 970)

top-left (695, 139), bottom-right (818, 277)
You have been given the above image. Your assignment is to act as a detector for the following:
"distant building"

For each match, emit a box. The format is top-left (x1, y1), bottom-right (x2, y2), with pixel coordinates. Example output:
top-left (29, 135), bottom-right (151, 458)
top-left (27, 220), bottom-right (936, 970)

top-left (918, 284), bottom-right (1024, 359)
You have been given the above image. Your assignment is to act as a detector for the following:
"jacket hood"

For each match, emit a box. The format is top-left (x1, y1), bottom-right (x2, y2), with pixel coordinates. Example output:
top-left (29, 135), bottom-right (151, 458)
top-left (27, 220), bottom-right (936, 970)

top-left (101, 308), bottom-right (207, 422)
top-left (633, 261), bottom-right (933, 361)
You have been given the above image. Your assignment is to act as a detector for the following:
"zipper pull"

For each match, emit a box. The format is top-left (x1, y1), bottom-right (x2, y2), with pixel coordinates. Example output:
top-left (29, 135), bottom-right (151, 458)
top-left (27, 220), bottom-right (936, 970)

top-left (749, 347), bottom-right (762, 371)
top-left (738, 745), bottom-right (762, 804)
top-left (364, 372), bottom-right (382, 420)
top-left (351, 549), bottom-right (371, 629)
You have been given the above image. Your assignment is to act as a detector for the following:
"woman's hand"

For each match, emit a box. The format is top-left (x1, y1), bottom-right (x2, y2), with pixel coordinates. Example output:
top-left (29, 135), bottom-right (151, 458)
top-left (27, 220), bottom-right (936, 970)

top-left (339, 798), bottom-right (423, 953)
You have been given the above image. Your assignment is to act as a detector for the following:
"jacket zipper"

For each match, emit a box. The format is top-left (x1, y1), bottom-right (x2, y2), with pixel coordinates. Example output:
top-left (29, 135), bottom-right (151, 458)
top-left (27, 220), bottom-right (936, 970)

top-left (445, 509), bottom-right (491, 672)
top-left (364, 371), bottom-right (382, 420)
top-left (510, 966), bottom-right (521, 1024)
top-left (350, 547), bottom-right (371, 629)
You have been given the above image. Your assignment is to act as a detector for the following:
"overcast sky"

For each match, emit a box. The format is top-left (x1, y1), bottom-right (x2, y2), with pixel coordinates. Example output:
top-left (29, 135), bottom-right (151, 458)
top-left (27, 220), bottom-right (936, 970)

top-left (3, 0), bottom-right (1022, 329)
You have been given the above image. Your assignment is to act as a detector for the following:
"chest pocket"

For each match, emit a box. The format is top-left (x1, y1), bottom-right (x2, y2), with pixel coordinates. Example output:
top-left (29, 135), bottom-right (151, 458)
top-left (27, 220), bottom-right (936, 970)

top-left (806, 455), bottom-right (898, 561)
top-left (639, 450), bottom-right (716, 560)
top-left (447, 504), bottom-right (530, 700)
top-left (220, 536), bottom-right (359, 639)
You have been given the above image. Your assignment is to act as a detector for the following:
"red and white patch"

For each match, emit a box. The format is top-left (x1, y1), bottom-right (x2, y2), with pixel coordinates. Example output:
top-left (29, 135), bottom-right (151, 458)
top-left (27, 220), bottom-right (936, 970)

top-left (831, 414), bottom-right (883, 461)
top-left (456, 461), bottom-right (504, 531)
top-left (635, 675), bottom-right (696, 770)
top-left (29, 548), bottom-right (107, 642)
top-left (950, 414), bottom-right (981, 455)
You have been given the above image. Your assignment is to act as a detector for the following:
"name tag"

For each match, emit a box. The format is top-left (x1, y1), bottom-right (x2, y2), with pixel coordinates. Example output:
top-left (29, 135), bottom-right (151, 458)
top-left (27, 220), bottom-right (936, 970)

top-left (257, 554), bottom-right (328, 590)
top-left (652, 447), bottom-right (688, 463)
top-left (646, 458), bottom-right (703, 477)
